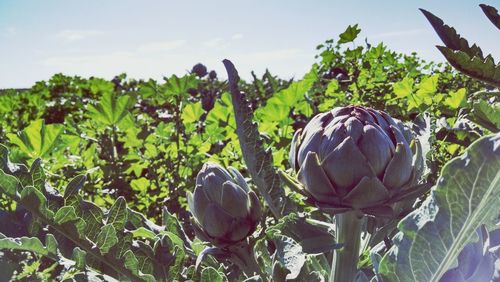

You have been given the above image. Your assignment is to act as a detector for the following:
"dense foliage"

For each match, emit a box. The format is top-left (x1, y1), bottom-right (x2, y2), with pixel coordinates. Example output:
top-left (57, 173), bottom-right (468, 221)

top-left (0, 4), bottom-right (498, 281)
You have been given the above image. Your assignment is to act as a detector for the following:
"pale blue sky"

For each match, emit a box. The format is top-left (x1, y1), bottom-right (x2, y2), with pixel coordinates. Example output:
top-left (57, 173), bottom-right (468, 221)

top-left (0, 0), bottom-right (498, 88)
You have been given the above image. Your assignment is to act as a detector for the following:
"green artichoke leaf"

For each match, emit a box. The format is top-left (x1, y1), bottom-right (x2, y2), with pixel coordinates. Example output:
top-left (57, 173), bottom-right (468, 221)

top-left (377, 133), bottom-right (500, 282)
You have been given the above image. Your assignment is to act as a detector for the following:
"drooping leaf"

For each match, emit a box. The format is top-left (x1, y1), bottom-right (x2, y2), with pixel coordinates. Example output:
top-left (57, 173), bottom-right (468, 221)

top-left (378, 134), bottom-right (500, 281)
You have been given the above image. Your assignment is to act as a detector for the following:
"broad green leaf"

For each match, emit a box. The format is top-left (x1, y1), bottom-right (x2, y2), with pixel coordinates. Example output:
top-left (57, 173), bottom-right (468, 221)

top-left (378, 134), bottom-right (500, 282)
top-left (123, 250), bottom-right (139, 275)
top-left (338, 24), bottom-right (361, 44)
top-left (444, 88), bottom-right (467, 109)
top-left (200, 266), bottom-right (224, 282)
top-left (0, 169), bottom-right (22, 199)
top-left (182, 102), bottom-right (204, 124)
top-left (54, 206), bottom-right (78, 224)
top-left (106, 197), bottom-right (128, 231)
top-left (87, 91), bottom-right (134, 127)
top-left (393, 77), bottom-right (413, 98)
top-left (7, 119), bottom-right (65, 159)
top-left (472, 100), bottom-right (500, 132)
top-left (96, 224), bottom-right (118, 254)
top-left (131, 227), bottom-right (156, 239)
top-left (164, 74), bottom-right (198, 97)
top-left (72, 247), bottom-right (86, 270)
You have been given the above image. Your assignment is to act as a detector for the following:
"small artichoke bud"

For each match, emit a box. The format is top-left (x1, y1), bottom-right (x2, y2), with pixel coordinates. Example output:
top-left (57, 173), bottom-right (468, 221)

top-left (187, 163), bottom-right (261, 247)
top-left (208, 70), bottom-right (217, 80)
top-left (201, 91), bottom-right (216, 112)
top-left (289, 106), bottom-right (419, 214)
top-left (191, 63), bottom-right (208, 78)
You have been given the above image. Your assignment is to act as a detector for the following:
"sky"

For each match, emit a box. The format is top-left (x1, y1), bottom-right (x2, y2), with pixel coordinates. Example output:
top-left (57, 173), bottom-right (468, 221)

top-left (0, 0), bottom-right (498, 88)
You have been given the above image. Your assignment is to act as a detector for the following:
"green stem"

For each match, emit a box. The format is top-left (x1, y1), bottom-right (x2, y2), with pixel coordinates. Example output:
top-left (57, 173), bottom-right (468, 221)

top-left (330, 211), bottom-right (362, 282)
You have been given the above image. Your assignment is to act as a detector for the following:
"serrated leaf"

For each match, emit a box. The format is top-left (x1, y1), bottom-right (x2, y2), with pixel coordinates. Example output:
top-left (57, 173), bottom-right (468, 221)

top-left (420, 9), bottom-right (484, 59)
top-left (87, 91), bottom-right (134, 127)
top-left (378, 134), bottom-right (500, 281)
top-left (223, 59), bottom-right (288, 219)
top-left (96, 224), bottom-right (118, 254)
top-left (106, 196), bottom-right (127, 231)
top-left (338, 24), bottom-right (361, 44)
top-left (437, 47), bottom-right (500, 87)
top-left (54, 206), bottom-right (78, 224)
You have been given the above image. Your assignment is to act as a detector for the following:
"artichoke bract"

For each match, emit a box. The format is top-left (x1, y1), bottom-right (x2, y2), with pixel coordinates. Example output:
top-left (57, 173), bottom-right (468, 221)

top-left (187, 163), bottom-right (261, 247)
top-left (289, 106), bottom-right (419, 214)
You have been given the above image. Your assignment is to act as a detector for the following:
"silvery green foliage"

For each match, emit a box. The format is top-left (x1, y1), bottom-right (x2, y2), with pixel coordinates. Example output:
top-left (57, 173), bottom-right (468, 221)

top-left (0, 144), bottom-right (190, 282)
top-left (378, 134), bottom-right (500, 281)
top-left (187, 163), bottom-right (261, 247)
top-left (440, 226), bottom-right (499, 282)
top-left (289, 106), bottom-right (426, 215)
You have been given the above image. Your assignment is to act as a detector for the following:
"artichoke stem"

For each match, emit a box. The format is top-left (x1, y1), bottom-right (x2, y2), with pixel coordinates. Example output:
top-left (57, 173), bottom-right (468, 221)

top-left (228, 240), bottom-right (265, 280)
top-left (330, 211), bottom-right (362, 282)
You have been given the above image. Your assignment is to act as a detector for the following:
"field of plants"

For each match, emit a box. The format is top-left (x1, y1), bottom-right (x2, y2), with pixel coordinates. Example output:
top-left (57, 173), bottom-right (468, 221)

top-left (0, 5), bottom-right (498, 282)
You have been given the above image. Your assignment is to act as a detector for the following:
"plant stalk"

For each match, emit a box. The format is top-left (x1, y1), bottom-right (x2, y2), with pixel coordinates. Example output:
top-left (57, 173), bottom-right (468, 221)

top-left (330, 211), bottom-right (362, 282)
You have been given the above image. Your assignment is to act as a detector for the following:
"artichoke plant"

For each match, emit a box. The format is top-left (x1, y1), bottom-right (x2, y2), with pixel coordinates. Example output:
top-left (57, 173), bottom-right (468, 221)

top-left (289, 105), bottom-right (422, 215)
top-left (187, 163), bottom-right (261, 247)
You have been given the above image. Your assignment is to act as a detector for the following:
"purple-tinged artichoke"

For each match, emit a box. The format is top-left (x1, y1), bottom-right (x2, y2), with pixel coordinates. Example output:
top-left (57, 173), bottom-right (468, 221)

top-left (187, 163), bottom-right (261, 247)
top-left (289, 106), bottom-right (422, 215)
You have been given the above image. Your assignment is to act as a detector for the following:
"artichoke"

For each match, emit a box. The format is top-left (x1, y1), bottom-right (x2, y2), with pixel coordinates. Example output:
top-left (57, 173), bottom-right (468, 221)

top-left (289, 106), bottom-right (422, 215)
top-left (187, 163), bottom-right (261, 247)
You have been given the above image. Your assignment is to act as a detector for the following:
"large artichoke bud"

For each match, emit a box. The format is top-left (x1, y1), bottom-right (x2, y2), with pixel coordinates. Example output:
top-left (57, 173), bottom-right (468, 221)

top-left (187, 163), bottom-right (261, 247)
top-left (289, 106), bottom-right (421, 215)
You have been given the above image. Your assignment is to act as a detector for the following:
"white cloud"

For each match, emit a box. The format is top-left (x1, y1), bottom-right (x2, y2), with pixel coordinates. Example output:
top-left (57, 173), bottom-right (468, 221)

top-left (5, 27), bottom-right (16, 36)
top-left (137, 40), bottom-right (187, 53)
top-left (231, 33), bottom-right (243, 40)
top-left (56, 29), bottom-right (104, 42)
top-left (203, 38), bottom-right (225, 48)
top-left (370, 29), bottom-right (427, 39)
